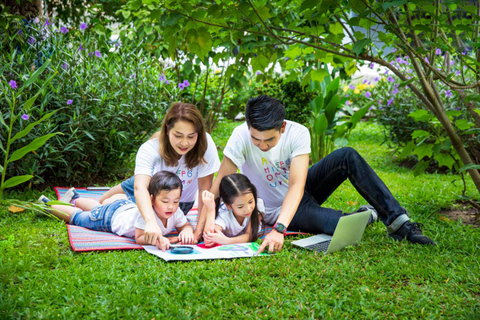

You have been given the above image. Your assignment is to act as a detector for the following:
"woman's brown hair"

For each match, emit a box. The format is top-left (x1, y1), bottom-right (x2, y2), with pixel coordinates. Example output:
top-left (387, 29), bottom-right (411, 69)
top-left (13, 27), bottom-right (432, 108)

top-left (152, 103), bottom-right (207, 169)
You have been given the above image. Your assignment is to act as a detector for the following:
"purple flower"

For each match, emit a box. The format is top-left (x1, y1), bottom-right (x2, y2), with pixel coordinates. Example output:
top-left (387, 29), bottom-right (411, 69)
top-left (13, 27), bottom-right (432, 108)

top-left (369, 63), bottom-right (374, 68)
top-left (274, 45), bottom-right (277, 49)
top-left (349, 85), bottom-right (355, 90)
top-left (60, 26), bottom-right (69, 34)
top-left (449, 60), bottom-right (455, 66)
top-left (285, 57), bottom-right (289, 61)
top-left (387, 76), bottom-right (394, 82)
top-left (80, 23), bottom-right (87, 31)
top-left (44, 18), bottom-right (51, 27)
top-left (165, 80), bottom-right (170, 85)
top-left (27, 37), bottom-right (35, 45)
top-left (67, 99), bottom-right (73, 105)
top-left (435, 48), bottom-right (441, 55)
top-left (21, 114), bottom-right (29, 120)
top-left (18, 29), bottom-right (23, 35)
top-left (363, 79), bottom-right (368, 84)
top-left (392, 48), bottom-right (397, 53)
top-left (61, 62), bottom-right (69, 70)
top-left (365, 91), bottom-right (371, 98)
top-left (256, 71), bottom-right (261, 75)
top-left (445, 90), bottom-right (452, 97)
top-left (78, 44), bottom-right (84, 51)
top-left (345, 100), bottom-right (351, 105)
top-left (158, 74), bottom-right (167, 82)
top-left (384, 70), bottom-right (389, 75)
top-left (392, 88), bottom-right (398, 95)
top-left (456, 70), bottom-right (461, 75)
top-left (424, 57), bottom-right (430, 64)
top-left (182, 80), bottom-right (190, 87)
top-left (94, 50), bottom-right (102, 58)
top-left (88, 52), bottom-right (93, 57)
top-left (369, 106), bottom-right (374, 111)
top-left (387, 98), bottom-right (394, 106)
top-left (462, 51), bottom-right (466, 55)
top-left (374, 77), bottom-right (379, 82)
top-left (9, 80), bottom-right (17, 89)
top-left (178, 83), bottom-right (185, 90)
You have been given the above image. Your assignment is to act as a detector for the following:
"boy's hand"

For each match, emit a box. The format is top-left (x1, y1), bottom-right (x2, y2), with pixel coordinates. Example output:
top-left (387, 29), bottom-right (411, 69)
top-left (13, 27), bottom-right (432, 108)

top-left (178, 228), bottom-right (195, 245)
top-left (201, 190), bottom-right (216, 210)
top-left (155, 235), bottom-right (170, 251)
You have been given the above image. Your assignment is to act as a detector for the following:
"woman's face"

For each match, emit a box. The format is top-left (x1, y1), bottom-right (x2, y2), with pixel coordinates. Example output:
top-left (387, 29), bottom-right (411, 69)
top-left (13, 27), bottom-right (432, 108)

top-left (167, 120), bottom-right (198, 156)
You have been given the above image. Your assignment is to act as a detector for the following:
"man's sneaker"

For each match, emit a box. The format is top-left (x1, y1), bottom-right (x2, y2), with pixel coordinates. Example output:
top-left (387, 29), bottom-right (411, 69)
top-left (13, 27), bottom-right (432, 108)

top-left (60, 187), bottom-right (79, 203)
top-left (354, 204), bottom-right (378, 225)
top-left (38, 195), bottom-right (52, 204)
top-left (389, 221), bottom-right (436, 245)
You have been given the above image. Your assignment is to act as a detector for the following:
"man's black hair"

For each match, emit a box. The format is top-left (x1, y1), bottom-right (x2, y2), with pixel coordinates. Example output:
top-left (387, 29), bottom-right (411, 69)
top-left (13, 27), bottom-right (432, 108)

top-left (245, 95), bottom-right (286, 131)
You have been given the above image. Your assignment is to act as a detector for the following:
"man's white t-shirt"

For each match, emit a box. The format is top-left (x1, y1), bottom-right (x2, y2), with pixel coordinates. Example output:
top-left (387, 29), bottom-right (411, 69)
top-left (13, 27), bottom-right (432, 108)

top-left (134, 133), bottom-right (220, 202)
top-left (215, 198), bottom-right (265, 237)
top-left (223, 121), bottom-right (311, 225)
top-left (111, 204), bottom-right (188, 238)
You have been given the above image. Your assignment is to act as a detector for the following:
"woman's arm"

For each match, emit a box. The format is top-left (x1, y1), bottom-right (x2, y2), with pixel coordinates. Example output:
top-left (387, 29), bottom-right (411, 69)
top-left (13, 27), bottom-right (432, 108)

top-left (134, 174), bottom-right (167, 249)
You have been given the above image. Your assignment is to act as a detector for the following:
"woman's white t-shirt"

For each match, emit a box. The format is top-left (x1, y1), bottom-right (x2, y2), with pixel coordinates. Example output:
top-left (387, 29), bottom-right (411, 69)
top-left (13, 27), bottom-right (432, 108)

top-left (134, 133), bottom-right (220, 202)
top-left (215, 198), bottom-right (265, 237)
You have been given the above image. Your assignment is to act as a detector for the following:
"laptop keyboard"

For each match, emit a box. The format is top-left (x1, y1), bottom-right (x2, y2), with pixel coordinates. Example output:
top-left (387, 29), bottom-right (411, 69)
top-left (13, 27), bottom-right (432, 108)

top-left (305, 240), bottom-right (331, 253)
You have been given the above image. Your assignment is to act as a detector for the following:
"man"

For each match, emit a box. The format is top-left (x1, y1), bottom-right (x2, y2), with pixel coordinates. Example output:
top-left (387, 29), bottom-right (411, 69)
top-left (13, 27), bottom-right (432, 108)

top-left (210, 95), bottom-right (435, 253)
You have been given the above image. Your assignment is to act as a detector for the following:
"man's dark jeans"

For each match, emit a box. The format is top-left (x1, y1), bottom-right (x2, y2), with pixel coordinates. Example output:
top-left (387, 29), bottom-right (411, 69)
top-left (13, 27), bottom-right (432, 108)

top-left (289, 147), bottom-right (409, 235)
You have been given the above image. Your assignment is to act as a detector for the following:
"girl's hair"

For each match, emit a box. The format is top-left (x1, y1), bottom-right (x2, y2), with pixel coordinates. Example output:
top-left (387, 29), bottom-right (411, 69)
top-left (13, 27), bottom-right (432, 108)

top-left (148, 171), bottom-right (183, 198)
top-left (152, 102), bottom-right (207, 169)
top-left (215, 173), bottom-right (263, 242)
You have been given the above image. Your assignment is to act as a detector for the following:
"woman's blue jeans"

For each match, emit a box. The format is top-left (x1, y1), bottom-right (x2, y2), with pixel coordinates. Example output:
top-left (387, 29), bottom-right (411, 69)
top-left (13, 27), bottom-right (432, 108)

top-left (289, 147), bottom-right (409, 235)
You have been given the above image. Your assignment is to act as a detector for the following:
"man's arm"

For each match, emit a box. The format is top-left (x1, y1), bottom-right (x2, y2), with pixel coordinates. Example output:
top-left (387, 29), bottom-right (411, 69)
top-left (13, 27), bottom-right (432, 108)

top-left (257, 153), bottom-right (309, 253)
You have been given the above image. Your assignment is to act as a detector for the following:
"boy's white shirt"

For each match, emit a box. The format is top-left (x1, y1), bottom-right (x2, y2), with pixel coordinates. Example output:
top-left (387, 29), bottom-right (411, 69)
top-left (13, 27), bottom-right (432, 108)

top-left (223, 121), bottom-right (311, 225)
top-left (111, 204), bottom-right (187, 238)
top-left (215, 198), bottom-right (265, 237)
top-left (134, 133), bottom-right (220, 202)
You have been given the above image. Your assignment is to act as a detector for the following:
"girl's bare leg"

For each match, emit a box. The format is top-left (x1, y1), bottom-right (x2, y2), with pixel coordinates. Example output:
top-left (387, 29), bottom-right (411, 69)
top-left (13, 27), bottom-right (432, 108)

top-left (49, 205), bottom-right (80, 223)
top-left (74, 198), bottom-right (101, 211)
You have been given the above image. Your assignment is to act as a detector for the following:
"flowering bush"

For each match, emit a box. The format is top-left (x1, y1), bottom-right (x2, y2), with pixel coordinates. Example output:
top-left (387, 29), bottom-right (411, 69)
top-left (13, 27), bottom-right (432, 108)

top-left (345, 55), bottom-right (480, 175)
top-left (0, 14), bottom-right (186, 185)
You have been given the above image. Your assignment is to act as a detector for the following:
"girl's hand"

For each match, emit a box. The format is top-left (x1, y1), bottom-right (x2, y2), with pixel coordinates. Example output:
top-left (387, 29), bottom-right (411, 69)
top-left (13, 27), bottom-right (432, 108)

top-left (203, 230), bottom-right (229, 246)
top-left (201, 190), bottom-right (216, 211)
top-left (178, 228), bottom-right (195, 245)
top-left (155, 235), bottom-right (170, 251)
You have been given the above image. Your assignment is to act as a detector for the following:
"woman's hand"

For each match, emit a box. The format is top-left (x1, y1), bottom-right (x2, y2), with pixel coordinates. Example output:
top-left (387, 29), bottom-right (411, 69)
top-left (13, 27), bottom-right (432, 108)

top-left (155, 235), bottom-right (171, 251)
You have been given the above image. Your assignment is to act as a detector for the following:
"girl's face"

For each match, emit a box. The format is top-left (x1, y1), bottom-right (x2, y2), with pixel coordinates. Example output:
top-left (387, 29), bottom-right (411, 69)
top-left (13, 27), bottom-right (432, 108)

top-left (227, 192), bottom-right (256, 224)
top-left (167, 120), bottom-right (198, 156)
top-left (151, 189), bottom-right (181, 224)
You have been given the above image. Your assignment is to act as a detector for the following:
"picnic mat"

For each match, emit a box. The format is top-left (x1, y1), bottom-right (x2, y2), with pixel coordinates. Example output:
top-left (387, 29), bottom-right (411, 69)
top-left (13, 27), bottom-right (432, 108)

top-left (55, 187), bottom-right (306, 252)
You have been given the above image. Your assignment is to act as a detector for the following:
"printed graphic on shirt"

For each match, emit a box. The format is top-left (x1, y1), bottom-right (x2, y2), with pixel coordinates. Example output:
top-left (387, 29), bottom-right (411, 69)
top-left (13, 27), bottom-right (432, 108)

top-left (261, 157), bottom-right (291, 188)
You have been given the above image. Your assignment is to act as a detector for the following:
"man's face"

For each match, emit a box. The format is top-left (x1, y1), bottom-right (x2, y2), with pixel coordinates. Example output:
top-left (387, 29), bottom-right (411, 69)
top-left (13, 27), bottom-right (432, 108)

top-left (249, 122), bottom-right (286, 152)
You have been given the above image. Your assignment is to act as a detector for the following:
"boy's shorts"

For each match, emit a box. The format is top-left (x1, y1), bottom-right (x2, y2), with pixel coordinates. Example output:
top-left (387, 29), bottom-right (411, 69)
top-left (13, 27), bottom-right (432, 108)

top-left (121, 176), bottom-right (195, 214)
top-left (70, 199), bottom-right (131, 232)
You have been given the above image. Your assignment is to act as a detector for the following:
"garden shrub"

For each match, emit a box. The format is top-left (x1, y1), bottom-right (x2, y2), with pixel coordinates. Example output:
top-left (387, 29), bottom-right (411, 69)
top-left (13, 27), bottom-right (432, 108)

top-left (0, 15), bottom-right (173, 186)
top-left (254, 78), bottom-right (315, 124)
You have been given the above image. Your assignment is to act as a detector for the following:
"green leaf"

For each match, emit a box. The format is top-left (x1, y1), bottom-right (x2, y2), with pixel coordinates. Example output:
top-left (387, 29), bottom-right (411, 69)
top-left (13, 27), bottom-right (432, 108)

top-left (330, 22), bottom-right (343, 35)
top-left (334, 137), bottom-right (348, 147)
top-left (324, 95), bottom-right (340, 124)
top-left (455, 119), bottom-right (474, 130)
top-left (408, 109), bottom-right (433, 122)
top-left (1, 175), bottom-right (33, 189)
top-left (465, 94), bottom-right (480, 103)
top-left (398, 141), bottom-right (414, 159)
top-left (435, 153), bottom-right (455, 169)
top-left (398, 78), bottom-right (415, 88)
top-left (11, 110), bottom-right (58, 143)
top-left (0, 112), bottom-right (7, 129)
top-left (19, 59), bottom-right (50, 93)
top-left (411, 130), bottom-right (429, 140)
top-left (313, 113), bottom-right (328, 136)
top-left (310, 95), bottom-right (324, 115)
top-left (310, 68), bottom-right (328, 82)
top-left (8, 133), bottom-right (60, 163)
top-left (459, 163), bottom-right (480, 173)
top-left (382, 0), bottom-right (405, 10)
top-left (350, 103), bottom-right (372, 128)
top-left (413, 159), bottom-right (430, 176)
top-left (414, 143), bottom-right (433, 160)
top-left (351, 38), bottom-right (371, 56)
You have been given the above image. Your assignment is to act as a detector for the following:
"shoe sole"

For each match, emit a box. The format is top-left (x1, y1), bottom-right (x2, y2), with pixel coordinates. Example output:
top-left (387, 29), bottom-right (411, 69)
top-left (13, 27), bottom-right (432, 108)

top-left (60, 187), bottom-right (76, 203)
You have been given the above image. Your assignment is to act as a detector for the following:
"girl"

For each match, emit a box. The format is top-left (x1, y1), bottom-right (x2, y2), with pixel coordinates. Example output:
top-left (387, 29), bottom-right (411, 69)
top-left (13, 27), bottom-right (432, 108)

top-left (95, 103), bottom-right (220, 247)
top-left (40, 171), bottom-right (194, 250)
top-left (202, 174), bottom-right (265, 246)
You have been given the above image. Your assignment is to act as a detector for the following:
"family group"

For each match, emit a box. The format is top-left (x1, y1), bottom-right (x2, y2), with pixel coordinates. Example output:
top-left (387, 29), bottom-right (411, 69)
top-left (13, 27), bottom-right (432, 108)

top-left (40, 95), bottom-right (435, 254)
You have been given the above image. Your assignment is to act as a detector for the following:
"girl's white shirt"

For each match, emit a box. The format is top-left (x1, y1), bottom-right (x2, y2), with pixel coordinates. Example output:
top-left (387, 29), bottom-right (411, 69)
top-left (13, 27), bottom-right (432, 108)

top-left (134, 133), bottom-right (220, 202)
top-left (215, 198), bottom-right (265, 237)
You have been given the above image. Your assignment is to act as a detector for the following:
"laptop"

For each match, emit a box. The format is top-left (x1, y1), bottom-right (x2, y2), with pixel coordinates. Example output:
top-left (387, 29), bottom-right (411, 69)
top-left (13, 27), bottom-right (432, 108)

top-left (291, 210), bottom-right (372, 254)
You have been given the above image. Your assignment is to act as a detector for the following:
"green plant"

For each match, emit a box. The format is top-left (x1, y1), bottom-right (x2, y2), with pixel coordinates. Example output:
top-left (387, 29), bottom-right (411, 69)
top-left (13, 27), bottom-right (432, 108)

top-left (309, 75), bottom-right (371, 161)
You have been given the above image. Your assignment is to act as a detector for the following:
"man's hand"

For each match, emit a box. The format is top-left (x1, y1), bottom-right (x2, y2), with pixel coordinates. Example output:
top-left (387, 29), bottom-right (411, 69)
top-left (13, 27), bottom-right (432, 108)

top-left (257, 230), bottom-right (284, 253)
top-left (144, 220), bottom-right (164, 246)
top-left (178, 228), bottom-right (195, 244)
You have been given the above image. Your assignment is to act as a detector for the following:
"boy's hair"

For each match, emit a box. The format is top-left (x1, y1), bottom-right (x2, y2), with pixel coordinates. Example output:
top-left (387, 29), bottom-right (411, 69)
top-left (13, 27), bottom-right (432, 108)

top-left (215, 173), bottom-right (264, 242)
top-left (152, 103), bottom-right (207, 169)
top-left (245, 95), bottom-right (286, 131)
top-left (148, 171), bottom-right (183, 198)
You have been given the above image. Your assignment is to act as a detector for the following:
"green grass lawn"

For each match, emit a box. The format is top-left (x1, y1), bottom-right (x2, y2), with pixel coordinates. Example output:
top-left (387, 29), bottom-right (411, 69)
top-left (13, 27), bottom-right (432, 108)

top-left (1, 121), bottom-right (479, 319)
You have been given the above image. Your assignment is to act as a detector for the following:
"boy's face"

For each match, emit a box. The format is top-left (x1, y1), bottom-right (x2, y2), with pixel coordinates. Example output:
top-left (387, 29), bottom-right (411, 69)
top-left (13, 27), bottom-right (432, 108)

top-left (249, 121), bottom-right (286, 152)
top-left (151, 189), bottom-right (181, 221)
